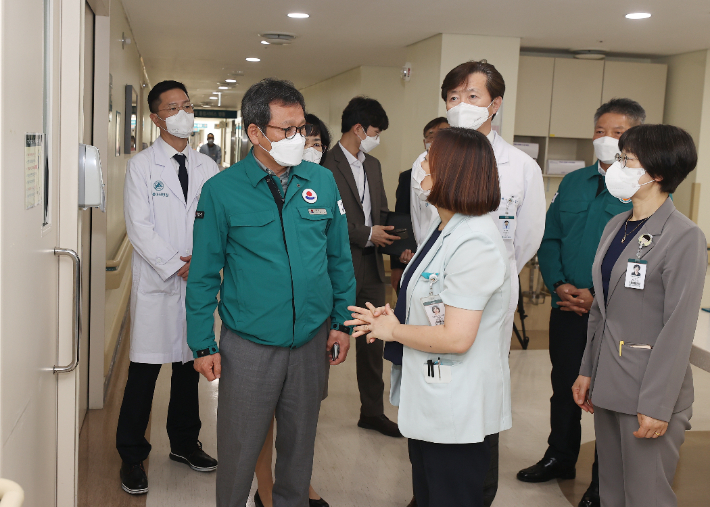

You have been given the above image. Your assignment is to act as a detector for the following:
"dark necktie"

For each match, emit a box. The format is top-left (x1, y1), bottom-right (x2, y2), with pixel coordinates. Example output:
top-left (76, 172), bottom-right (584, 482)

top-left (173, 154), bottom-right (188, 201)
top-left (596, 174), bottom-right (605, 197)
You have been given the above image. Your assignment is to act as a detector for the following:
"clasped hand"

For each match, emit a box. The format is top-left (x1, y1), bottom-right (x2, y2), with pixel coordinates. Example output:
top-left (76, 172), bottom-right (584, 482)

top-left (345, 302), bottom-right (400, 343)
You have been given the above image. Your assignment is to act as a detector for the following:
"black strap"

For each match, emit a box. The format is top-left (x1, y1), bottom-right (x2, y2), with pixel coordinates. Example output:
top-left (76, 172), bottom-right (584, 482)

top-left (265, 175), bottom-right (284, 212)
top-left (595, 174), bottom-right (605, 197)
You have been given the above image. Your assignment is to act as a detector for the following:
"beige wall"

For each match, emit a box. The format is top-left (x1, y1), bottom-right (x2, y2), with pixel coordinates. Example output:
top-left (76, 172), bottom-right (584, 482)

top-left (655, 50), bottom-right (708, 219)
top-left (301, 66), bottom-right (405, 206)
top-left (695, 51), bottom-right (710, 237)
top-left (106, 1), bottom-right (146, 261)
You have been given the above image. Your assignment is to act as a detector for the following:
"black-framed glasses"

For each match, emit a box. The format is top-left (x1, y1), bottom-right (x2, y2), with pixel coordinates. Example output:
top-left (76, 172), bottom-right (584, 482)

top-left (265, 123), bottom-right (314, 139)
top-left (614, 153), bottom-right (638, 168)
top-left (158, 103), bottom-right (194, 114)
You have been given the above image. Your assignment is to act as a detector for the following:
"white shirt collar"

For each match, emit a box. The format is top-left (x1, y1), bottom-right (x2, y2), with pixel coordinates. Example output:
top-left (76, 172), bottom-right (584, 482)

top-left (486, 130), bottom-right (496, 144)
top-left (597, 160), bottom-right (606, 176)
top-left (157, 135), bottom-right (189, 160)
top-left (339, 142), bottom-right (365, 166)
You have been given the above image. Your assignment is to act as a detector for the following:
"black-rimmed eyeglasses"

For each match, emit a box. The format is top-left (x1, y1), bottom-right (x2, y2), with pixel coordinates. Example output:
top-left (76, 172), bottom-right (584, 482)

top-left (265, 124), bottom-right (314, 139)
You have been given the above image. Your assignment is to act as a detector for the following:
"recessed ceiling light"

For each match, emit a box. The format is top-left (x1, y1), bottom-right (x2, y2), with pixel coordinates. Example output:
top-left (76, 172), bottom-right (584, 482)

top-left (288, 12), bottom-right (309, 19)
top-left (261, 40), bottom-right (270, 45)
top-left (225, 79), bottom-right (237, 83)
top-left (246, 57), bottom-right (260, 62)
top-left (210, 96), bottom-right (218, 100)
top-left (626, 12), bottom-right (651, 19)
top-left (219, 86), bottom-right (228, 90)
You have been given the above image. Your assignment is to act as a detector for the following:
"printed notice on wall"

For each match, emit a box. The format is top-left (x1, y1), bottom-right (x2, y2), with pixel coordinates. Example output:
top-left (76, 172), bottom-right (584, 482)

top-left (25, 133), bottom-right (44, 209)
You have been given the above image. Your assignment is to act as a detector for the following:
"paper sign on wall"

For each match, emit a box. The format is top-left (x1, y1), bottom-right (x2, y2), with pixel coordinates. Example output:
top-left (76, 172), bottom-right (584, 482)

top-left (25, 133), bottom-right (44, 210)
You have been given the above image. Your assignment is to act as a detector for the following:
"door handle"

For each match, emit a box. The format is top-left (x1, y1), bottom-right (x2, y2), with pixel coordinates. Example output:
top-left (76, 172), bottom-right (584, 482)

top-left (54, 248), bottom-right (81, 374)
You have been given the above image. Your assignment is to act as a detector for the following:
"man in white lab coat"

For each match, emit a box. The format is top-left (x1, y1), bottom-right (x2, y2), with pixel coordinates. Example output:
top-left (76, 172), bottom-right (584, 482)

top-left (116, 80), bottom-right (219, 495)
top-left (406, 60), bottom-right (546, 507)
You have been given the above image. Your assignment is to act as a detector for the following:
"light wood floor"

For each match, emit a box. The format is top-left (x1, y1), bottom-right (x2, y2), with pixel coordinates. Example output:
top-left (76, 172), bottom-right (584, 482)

top-left (80, 322), bottom-right (710, 507)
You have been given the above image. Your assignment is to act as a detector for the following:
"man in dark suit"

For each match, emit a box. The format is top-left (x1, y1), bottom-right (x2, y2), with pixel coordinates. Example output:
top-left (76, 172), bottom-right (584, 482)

top-left (323, 96), bottom-right (402, 437)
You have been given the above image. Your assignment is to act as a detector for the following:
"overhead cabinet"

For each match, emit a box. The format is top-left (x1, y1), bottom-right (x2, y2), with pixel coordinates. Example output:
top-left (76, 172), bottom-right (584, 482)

top-left (549, 59), bottom-right (605, 139)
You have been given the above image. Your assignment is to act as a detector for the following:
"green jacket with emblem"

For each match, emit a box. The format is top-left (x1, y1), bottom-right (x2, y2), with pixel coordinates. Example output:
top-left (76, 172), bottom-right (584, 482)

top-left (186, 151), bottom-right (356, 355)
top-left (538, 162), bottom-right (632, 308)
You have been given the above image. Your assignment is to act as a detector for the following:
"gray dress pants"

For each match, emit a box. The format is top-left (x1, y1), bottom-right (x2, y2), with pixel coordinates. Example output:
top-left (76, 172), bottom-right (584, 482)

top-left (594, 405), bottom-right (692, 507)
top-left (216, 324), bottom-right (328, 507)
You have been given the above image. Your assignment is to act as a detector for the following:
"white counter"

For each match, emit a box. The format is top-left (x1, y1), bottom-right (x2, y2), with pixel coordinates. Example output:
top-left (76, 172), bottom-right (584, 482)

top-left (691, 309), bottom-right (710, 373)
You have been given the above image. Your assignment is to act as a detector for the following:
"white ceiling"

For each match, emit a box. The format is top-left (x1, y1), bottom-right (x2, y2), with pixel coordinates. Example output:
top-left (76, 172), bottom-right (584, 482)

top-left (121, 0), bottom-right (710, 110)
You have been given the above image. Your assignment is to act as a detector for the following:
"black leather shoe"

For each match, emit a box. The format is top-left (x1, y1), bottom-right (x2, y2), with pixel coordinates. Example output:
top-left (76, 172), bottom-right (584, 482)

top-left (357, 414), bottom-right (403, 438)
top-left (254, 490), bottom-right (265, 507)
top-left (169, 441), bottom-right (218, 472)
top-left (309, 498), bottom-right (330, 507)
top-left (578, 482), bottom-right (600, 507)
top-left (516, 457), bottom-right (576, 483)
top-left (120, 461), bottom-right (148, 495)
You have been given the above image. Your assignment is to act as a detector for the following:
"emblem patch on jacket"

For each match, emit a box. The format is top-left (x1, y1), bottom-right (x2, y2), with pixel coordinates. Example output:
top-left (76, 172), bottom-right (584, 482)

top-left (195, 211), bottom-right (205, 219)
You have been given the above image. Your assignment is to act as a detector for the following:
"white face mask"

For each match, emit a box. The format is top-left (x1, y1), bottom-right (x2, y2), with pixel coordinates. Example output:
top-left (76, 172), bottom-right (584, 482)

top-left (425, 142), bottom-right (432, 152)
top-left (446, 101), bottom-right (494, 130)
top-left (207, 138), bottom-right (214, 145)
top-left (159, 110), bottom-right (194, 139)
top-left (357, 127), bottom-right (380, 153)
top-left (412, 155), bottom-right (432, 202)
top-left (593, 136), bottom-right (620, 165)
top-left (605, 160), bottom-right (654, 201)
top-left (302, 147), bottom-right (323, 164)
top-left (258, 128), bottom-right (306, 167)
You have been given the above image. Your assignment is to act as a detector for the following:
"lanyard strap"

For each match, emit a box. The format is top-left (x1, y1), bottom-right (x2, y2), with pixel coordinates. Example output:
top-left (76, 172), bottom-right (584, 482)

top-left (265, 175), bottom-right (284, 212)
top-left (359, 168), bottom-right (368, 205)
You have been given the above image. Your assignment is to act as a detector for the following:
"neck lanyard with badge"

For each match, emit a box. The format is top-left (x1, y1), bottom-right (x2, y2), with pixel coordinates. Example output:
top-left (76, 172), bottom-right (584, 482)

top-left (359, 165), bottom-right (368, 205)
top-left (625, 233), bottom-right (652, 290)
top-left (498, 197), bottom-right (515, 240)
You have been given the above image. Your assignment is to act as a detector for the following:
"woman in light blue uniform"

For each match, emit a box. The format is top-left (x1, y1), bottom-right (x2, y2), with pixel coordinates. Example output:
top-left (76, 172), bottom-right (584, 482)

top-left (347, 127), bottom-right (511, 507)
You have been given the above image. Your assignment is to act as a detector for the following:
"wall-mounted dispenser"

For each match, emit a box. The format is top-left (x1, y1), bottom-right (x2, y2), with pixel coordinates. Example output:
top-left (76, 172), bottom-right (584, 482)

top-left (78, 144), bottom-right (106, 212)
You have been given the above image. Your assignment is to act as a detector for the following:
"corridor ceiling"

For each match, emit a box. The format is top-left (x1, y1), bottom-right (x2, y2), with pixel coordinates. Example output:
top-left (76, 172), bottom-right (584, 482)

top-left (121, 0), bottom-right (710, 109)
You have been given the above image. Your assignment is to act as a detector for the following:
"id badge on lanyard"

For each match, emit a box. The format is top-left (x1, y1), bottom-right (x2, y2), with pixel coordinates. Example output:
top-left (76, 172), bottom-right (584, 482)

top-left (625, 234), bottom-right (653, 290)
top-left (420, 272), bottom-right (445, 326)
top-left (497, 197), bottom-right (516, 240)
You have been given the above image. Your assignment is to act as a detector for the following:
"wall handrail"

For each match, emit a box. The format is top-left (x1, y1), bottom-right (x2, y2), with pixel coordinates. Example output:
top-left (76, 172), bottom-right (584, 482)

top-left (0, 479), bottom-right (24, 506)
top-left (106, 233), bottom-right (131, 272)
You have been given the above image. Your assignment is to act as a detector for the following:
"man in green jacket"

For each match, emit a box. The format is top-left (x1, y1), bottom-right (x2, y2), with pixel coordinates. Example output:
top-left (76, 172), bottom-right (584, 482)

top-left (517, 99), bottom-right (645, 507)
top-left (186, 78), bottom-right (356, 507)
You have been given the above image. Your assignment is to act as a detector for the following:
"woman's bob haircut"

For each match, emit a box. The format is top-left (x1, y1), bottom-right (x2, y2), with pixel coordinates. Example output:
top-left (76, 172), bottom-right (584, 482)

top-left (427, 127), bottom-right (501, 216)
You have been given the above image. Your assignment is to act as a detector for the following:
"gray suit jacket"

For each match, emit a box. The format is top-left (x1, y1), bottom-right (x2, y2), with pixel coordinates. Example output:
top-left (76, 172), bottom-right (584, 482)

top-left (322, 143), bottom-right (389, 283)
top-left (580, 198), bottom-right (707, 422)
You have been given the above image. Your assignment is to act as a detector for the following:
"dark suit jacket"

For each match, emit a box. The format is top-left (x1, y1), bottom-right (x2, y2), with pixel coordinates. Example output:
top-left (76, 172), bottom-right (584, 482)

top-left (580, 198), bottom-right (708, 422)
top-left (390, 169), bottom-right (412, 271)
top-left (323, 143), bottom-right (389, 283)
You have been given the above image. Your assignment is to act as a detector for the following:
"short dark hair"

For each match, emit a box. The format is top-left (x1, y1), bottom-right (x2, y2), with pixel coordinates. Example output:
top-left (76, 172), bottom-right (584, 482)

top-left (618, 124), bottom-right (697, 194)
top-left (441, 60), bottom-right (506, 103)
top-left (594, 98), bottom-right (646, 126)
top-left (242, 78), bottom-right (305, 132)
top-left (305, 113), bottom-right (332, 165)
top-left (423, 117), bottom-right (449, 137)
top-left (148, 80), bottom-right (189, 114)
top-left (341, 97), bottom-right (389, 134)
top-left (427, 127), bottom-right (501, 215)
top-left (207, 133), bottom-right (214, 138)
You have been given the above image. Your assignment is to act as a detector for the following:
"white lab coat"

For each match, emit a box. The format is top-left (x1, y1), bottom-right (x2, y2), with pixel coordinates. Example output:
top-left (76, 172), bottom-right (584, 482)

top-left (124, 137), bottom-right (220, 364)
top-left (408, 131), bottom-right (545, 351)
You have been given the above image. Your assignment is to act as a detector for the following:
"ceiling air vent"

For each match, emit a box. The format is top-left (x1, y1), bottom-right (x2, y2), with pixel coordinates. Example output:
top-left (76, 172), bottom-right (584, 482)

top-left (259, 32), bottom-right (297, 46)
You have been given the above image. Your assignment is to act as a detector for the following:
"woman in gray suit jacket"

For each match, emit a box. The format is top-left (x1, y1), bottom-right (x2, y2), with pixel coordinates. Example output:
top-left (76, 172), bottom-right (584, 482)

top-left (572, 124), bottom-right (707, 507)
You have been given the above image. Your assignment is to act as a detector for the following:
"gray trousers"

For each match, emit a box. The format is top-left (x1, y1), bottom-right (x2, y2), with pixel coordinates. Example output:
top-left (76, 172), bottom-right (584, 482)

top-left (216, 324), bottom-right (328, 507)
top-left (594, 405), bottom-right (692, 507)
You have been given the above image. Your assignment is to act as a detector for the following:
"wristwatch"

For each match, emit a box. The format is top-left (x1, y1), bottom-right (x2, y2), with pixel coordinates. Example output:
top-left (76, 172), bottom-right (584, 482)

top-left (589, 286), bottom-right (596, 297)
top-left (195, 345), bottom-right (219, 357)
top-left (553, 281), bottom-right (567, 290)
top-left (331, 323), bottom-right (351, 335)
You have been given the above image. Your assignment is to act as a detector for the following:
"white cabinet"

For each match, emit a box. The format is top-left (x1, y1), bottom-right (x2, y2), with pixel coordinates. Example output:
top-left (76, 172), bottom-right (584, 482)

top-left (515, 56), bottom-right (555, 137)
top-left (549, 59), bottom-right (605, 139)
top-left (601, 61), bottom-right (667, 124)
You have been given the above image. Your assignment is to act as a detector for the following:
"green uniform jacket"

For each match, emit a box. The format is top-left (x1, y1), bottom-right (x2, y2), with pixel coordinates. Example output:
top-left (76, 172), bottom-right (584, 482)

top-left (186, 151), bottom-right (356, 356)
top-left (538, 162), bottom-right (632, 308)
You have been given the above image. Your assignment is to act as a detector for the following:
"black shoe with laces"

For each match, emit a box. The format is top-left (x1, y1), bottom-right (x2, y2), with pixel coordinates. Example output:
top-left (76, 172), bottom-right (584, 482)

top-left (516, 456), bottom-right (576, 483)
top-left (169, 441), bottom-right (218, 472)
top-left (120, 461), bottom-right (148, 495)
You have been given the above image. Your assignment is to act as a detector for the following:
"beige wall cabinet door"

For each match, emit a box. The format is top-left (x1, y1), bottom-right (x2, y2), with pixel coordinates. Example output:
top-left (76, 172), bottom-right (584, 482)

top-left (515, 56), bottom-right (555, 137)
top-left (549, 59), bottom-right (604, 138)
top-left (602, 61), bottom-right (667, 124)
